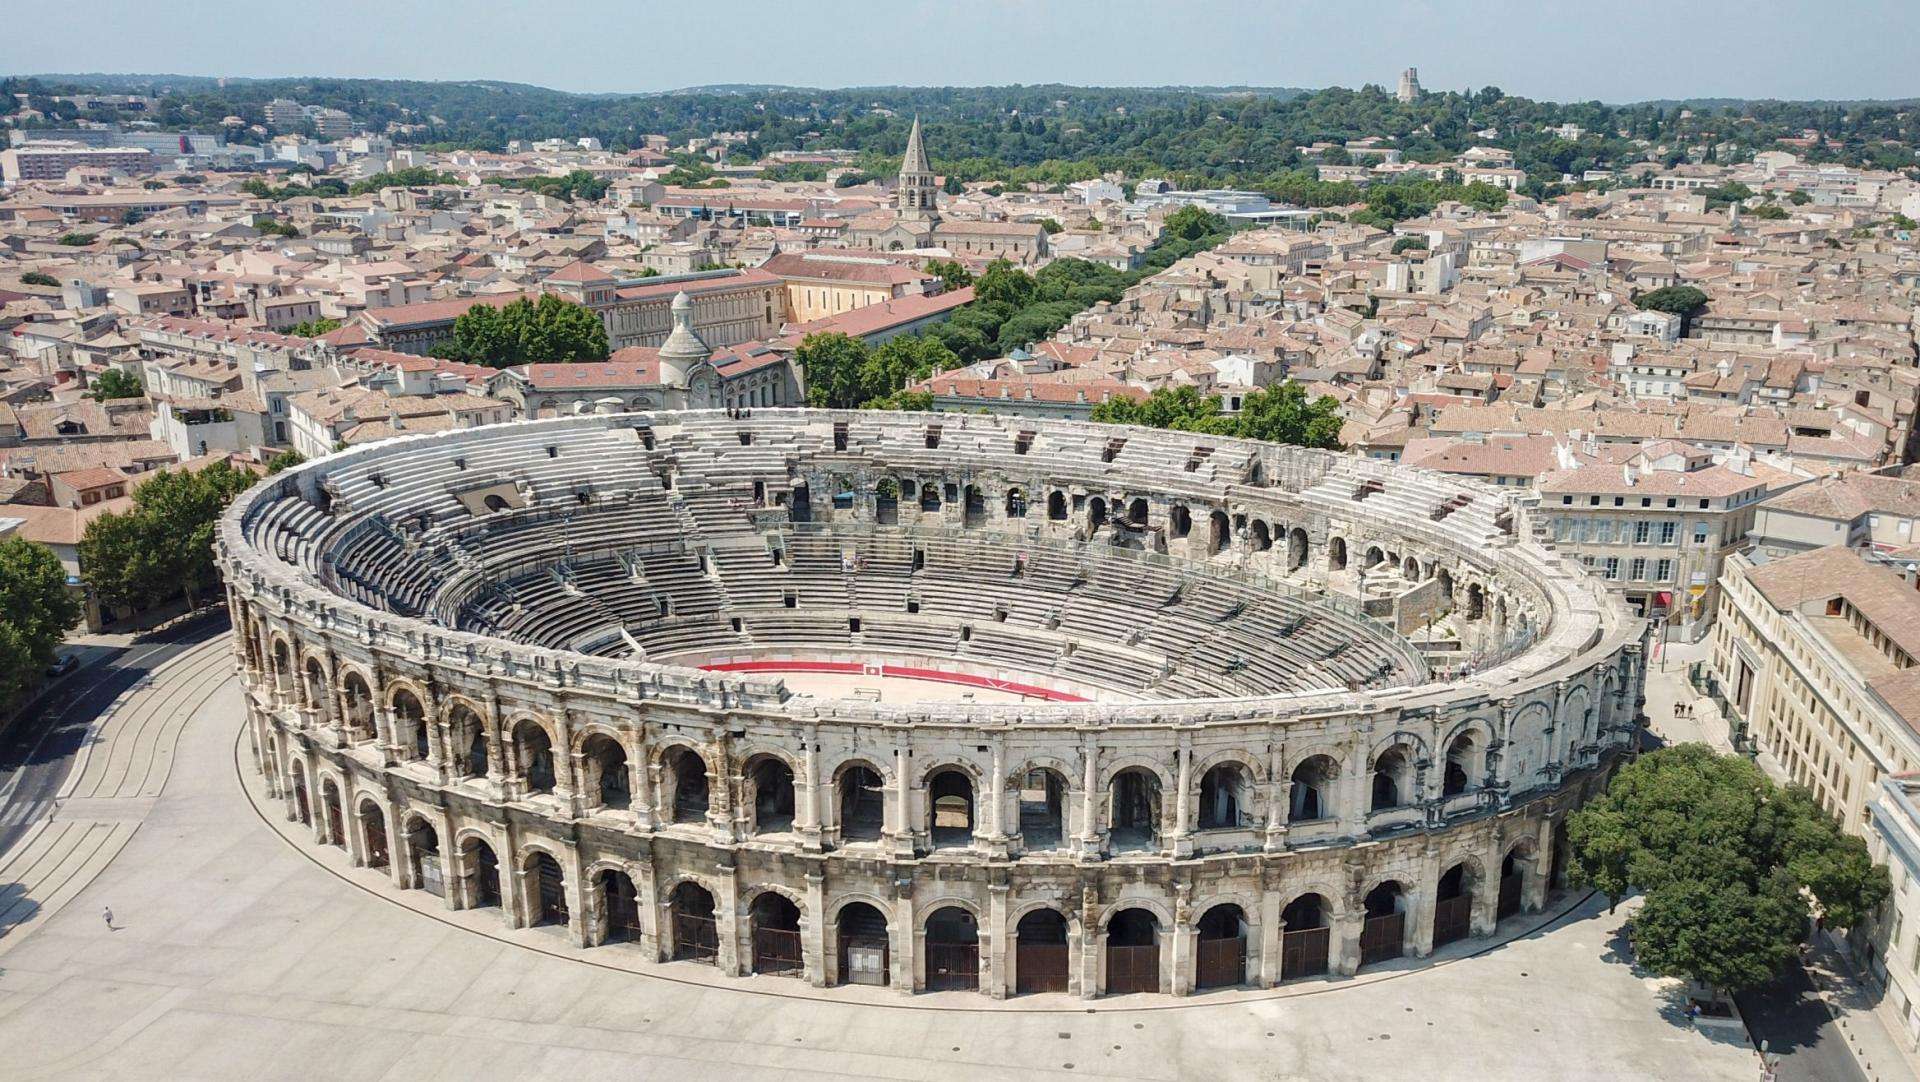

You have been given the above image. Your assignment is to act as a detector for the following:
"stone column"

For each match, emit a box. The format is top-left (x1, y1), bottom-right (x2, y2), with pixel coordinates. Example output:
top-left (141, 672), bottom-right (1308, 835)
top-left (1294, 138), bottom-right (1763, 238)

top-left (1525, 818), bottom-right (1554, 912)
top-left (1258, 886), bottom-right (1283, 986)
top-left (1170, 737), bottom-right (1193, 857)
top-left (484, 687), bottom-right (508, 780)
top-left (1263, 741), bottom-right (1288, 851)
top-left (987, 882), bottom-right (1010, 999)
top-left (627, 728), bottom-right (655, 830)
top-left (804, 871), bottom-right (827, 987)
top-left (795, 732), bottom-right (821, 849)
top-left (1170, 883), bottom-right (1194, 995)
top-left (1333, 909), bottom-right (1365, 976)
top-left (890, 889), bottom-right (915, 991)
top-left (707, 734), bottom-right (734, 839)
top-left (565, 844), bottom-right (590, 948)
top-left (1075, 737), bottom-right (1101, 857)
top-left (716, 863), bottom-right (743, 977)
top-left (888, 745), bottom-right (914, 857)
top-left (980, 734), bottom-right (1008, 856)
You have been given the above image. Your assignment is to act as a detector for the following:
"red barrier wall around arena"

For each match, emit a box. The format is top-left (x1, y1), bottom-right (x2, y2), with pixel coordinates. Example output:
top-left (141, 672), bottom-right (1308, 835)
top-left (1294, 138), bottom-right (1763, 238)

top-left (699, 659), bottom-right (1091, 703)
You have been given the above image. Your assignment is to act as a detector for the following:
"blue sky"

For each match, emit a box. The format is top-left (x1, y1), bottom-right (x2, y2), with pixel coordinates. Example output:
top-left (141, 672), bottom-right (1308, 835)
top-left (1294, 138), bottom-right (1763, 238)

top-left (4, 0), bottom-right (1915, 102)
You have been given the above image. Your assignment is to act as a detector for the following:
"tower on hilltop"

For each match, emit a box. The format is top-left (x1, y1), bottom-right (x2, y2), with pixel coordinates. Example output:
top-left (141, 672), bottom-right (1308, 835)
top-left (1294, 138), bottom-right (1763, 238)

top-left (1396, 68), bottom-right (1422, 104)
top-left (896, 116), bottom-right (939, 221)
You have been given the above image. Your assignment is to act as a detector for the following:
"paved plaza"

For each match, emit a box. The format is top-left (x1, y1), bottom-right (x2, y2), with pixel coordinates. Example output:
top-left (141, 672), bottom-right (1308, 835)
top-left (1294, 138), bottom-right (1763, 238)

top-left (0, 642), bottom-right (1761, 1081)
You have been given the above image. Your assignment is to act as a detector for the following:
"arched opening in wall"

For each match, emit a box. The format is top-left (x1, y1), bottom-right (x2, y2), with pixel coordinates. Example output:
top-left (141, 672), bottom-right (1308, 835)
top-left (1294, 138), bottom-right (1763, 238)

top-left (1287, 527), bottom-right (1309, 571)
top-left (1433, 863), bottom-right (1476, 948)
top-left (391, 689), bottom-right (428, 762)
top-left (1195, 903), bottom-right (1250, 989)
top-left (1436, 568), bottom-right (1455, 605)
top-left (1402, 555), bottom-right (1421, 579)
top-left (835, 902), bottom-right (890, 986)
top-left (288, 759), bottom-right (307, 828)
top-left (748, 756), bottom-right (796, 834)
top-left (449, 705), bottom-right (486, 779)
top-left (1289, 755), bottom-right (1338, 822)
top-left (875, 480), bottom-right (898, 524)
top-left (789, 481), bottom-right (811, 523)
top-left (583, 734), bottom-right (630, 811)
top-left (1198, 762), bottom-right (1252, 830)
top-left (1047, 490), bottom-right (1068, 521)
top-left (1363, 545), bottom-right (1386, 569)
top-left (1207, 511), bottom-right (1230, 555)
top-left (514, 721), bottom-right (556, 794)
top-left (1465, 583), bottom-right (1485, 620)
top-left (1108, 768), bottom-right (1161, 851)
top-left (1442, 733), bottom-right (1479, 797)
top-left (1005, 487), bottom-right (1027, 518)
top-left (321, 778), bottom-right (344, 846)
top-left (918, 482), bottom-right (941, 512)
top-left (406, 817), bottom-right (442, 895)
top-left (924, 906), bottom-right (980, 991)
top-left (1014, 908), bottom-right (1070, 994)
top-left (1498, 847), bottom-right (1527, 922)
top-left (302, 657), bottom-right (326, 717)
top-left (463, 837), bottom-right (501, 908)
top-left (928, 769), bottom-right (975, 848)
top-left (1105, 908), bottom-right (1160, 995)
top-left (669, 882), bottom-right (718, 963)
top-left (665, 746), bottom-right (710, 824)
top-left (750, 892), bottom-right (803, 976)
top-left (341, 671), bottom-right (374, 740)
top-left (598, 869), bottom-right (640, 944)
top-left (1327, 536), bottom-right (1348, 571)
top-left (1359, 882), bottom-right (1408, 968)
top-left (1087, 496), bottom-right (1108, 530)
top-left (1495, 596), bottom-right (1509, 630)
top-left (1127, 497), bottom-right (1149, 526)
top-left (963, 485), bottom-right (986, 526)
top-left (1249, 520), bottom-right (1271, 552)
top-left (1169, 504), bottom-right (1192, 538)
top-left (838, 763), bottom-right (885, 841)
top-left (359, 800), bottom-right (389, 869)
top-left (482, 493), bottom-right (511, 513)
top-left (1370, 746), bottom-right (1412, 811)
top-left (1279, 894), bottom-right (1331, 980)
top-left (527, 851), bottom-right (568, 927)
top-left (271, 640), bottom-right (292, 686)
top-left (1016, 767), bottom-right (1068, 850)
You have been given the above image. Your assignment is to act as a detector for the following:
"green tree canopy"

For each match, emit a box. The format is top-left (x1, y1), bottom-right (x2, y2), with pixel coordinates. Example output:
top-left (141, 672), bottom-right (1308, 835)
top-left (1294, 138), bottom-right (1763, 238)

top-left (1567, 745), bottom-right (1890, 992)
top-left (1090, 383), bottom-right (1343, 450)
top-left (0, 537), bottom-right (82, 705)
top-left (288, 317), bottom-right (343, 338)
top-left (78, 461), bottom-right (258, 613)
top-left (923, 259), bottom-right (974, 289)
top-left (795, 332), bottom-right (871, 409)
top-left (1633, 285), bottom-right (1710, 334)
top-left (442, 294), bottom-right (610, 367)
top-left (266, 450), bottom-right (307, 474)
top-left (20, 271), bottom-right (58, 287)
top-left (87, 368), bottom-right (143, 402)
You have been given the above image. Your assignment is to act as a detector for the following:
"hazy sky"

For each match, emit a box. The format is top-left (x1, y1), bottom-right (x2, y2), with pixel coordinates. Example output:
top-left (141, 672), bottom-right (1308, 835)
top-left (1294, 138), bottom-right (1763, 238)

top-left (4, 0), bottom-right (1915, 103)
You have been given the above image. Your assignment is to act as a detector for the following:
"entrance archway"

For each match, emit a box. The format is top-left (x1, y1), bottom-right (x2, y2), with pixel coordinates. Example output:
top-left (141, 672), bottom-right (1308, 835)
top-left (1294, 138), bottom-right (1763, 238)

top-left (1498, 848), bottom-right (1526, 922)
top-left (291, 762), bottom-right (310, 825)
top-left (514, 720), bottom-right (555, 793)
top-left (321, 778), bottom-right (344, 846)
top-left (749, 757), bottom-right (796, 834)
top-left (1105, 908), bottom-right (1160, 995)
top-left (1198, 762), bottom-right (1251, 830)
top-left (463, 837), bottom-right (501, 908)
top-left (835, 902), bottom-right (890, 986)
top-left (358, 800), bottom-right (388, 868)
top-left (598, 869), bottom-right (640, 943)
top-left (837, 762), bottom-right (885, 841)
top-left (1015, 767), bottom-right (1068, 850)
top-left (405, 817), bottom-right (442, 895)
top-left (1289, 755), bottom-right (1338, 822)
top-left (1279, 894), bottom-right (1330, 979)
top-left (669, 882), bottom-right (719, 963)
top-left (924, 906), bottom-right (980, 991)
top-left (750, 892), bottom-right (803, 976)
top-left (928, 769), bottom-right (975, 847)
top-left (1015, 908), bottom-right (1070, 994)
top-left (1109, 768), bottom-right (1161, 851)
top-left (1195, 903), bottom-right (1249, 989)
top-left (527, 851), bottom-right (567, 927)
top-left (582, 734), bottom-right (629, 810)
top-left (1434, 863), bottom-right (1475, 948)
top-left (1360, 881), bottom-right (1408, 967)
top-left (666, 746), bottom-right (710, 824)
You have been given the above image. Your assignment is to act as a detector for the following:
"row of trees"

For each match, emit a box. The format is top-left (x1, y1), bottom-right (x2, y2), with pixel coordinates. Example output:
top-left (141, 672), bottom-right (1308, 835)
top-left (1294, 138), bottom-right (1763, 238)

top-left (1568, 745), bottom-right (1889, 993)
top-left (78, 462), bottom-right (260, 615)
top-left (1089, 384), bottom-right (1345, 450)
top-left (430, 294), bottom-right (610, 367)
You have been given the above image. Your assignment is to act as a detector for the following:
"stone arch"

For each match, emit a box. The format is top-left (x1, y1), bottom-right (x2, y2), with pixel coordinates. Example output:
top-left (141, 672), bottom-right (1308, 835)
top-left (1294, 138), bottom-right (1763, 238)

top-left (1195, 754), bottom-right (1260, 831)
top-left (833, 757), bottom-right (888, 841)
top-left (388, 685), bottom-right (429, 762)
top-left (510, 716), bottom-right (558, 793)
top-left (659, 742), bottom-right (713, 824)
top-left (1287, 527), bottom-right (1309, 570)
top-left (446, 699), bottom-right (489, 779)
top-left (1327, 535), bottom-right (1348, 571)
top-left (579, 730), bottom-right (631, 811)
top-left (1288, 751), bottom-right (1342, 822)
top-left (743, 751), bottom-right (797, 834)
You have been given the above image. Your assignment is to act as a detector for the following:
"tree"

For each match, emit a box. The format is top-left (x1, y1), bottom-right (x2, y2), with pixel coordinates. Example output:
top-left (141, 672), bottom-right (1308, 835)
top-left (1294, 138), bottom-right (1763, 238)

top-left (942, 175), bottom-right (963, 195)
top-left (87, 368), bottom-right (144, 402)
top-left (1391, 235), bottom-right (1430, 254)
top-left (0, 537), bottom-right (82, 706)
top-left (1634, 285), bottom-right (1710, 335)
top-left (1038, 218), bottom-right (1064, 234)
top-left (287, 317), bottom-right (343, 338)
top-left (1233, 382), bottom-right (1345, 450)
top-left (1787, 190), bottom-right (1812, 206)
top-left (266, 450), bottom-right (307, 474)
top-left (796, 332), bottom-right (872, 409)
top-left (445, 294), bottom-right (609, 367)
top-left (78, 462), bottom-right (258, 614)
top-left (20, 271), bottom-right (58, 287)
top-left (1747, 203), bottom-right (1788, 220)
top-left (252, 215), bottom-right (300, 237)
top-left (923, 259), bottom-right (973, 289)
top-left (57, 233), bottom-right (93, 246)
top-left (972, 259), bottom-right (1039, 309)
top-left (1567, 745), bottom-right (1890, 993)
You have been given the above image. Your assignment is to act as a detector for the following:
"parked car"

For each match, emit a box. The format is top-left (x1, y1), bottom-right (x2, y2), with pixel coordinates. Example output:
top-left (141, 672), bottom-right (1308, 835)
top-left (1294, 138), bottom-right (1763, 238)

top-left (45, 654), bottom-right (78, 679)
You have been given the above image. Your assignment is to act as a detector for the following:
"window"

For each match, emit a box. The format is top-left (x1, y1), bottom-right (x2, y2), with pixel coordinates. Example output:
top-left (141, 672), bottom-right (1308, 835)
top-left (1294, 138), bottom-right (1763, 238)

top-left (1659, 521), bottom-right (1677, 545)
top-left (1603, 557), bottom-right (1621, 580)
top-left (1593, 519), bottom-right (1615, 544)
top-left (1630, 557), bottom-right (1647, 581)
top-left (1694, 522), bottom-right (1710, 545)
top-left (1634, 520), bottom-right (1652, 544)
top-left (1655, 559), bottom-right (1673, 582)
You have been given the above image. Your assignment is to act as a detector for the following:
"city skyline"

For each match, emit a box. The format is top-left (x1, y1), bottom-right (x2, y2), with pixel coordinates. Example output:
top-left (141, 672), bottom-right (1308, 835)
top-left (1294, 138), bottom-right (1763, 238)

top-left (2, 0), bottom-right (1916, 104)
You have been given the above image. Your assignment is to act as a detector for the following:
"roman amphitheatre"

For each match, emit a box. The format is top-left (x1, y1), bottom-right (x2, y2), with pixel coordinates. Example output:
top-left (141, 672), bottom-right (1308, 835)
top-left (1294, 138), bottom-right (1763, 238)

top-left (218, 407), bottom-right (1643, 1000)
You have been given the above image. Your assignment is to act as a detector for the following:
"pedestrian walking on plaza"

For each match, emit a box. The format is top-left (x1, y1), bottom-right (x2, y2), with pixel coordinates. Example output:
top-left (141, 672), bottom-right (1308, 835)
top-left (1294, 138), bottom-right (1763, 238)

top-left (102, 905), bottom-right (113, 931)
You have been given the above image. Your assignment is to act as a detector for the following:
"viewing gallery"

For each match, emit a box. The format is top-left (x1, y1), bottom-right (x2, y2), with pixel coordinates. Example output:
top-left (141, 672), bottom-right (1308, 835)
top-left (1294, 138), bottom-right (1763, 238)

top-left (220, 408), bottom-right (1645, 999)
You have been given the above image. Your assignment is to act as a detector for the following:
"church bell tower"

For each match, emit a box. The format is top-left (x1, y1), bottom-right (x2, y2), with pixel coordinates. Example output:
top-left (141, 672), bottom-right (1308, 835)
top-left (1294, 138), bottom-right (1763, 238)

top-left (896, 116), bottom-right (939, 221)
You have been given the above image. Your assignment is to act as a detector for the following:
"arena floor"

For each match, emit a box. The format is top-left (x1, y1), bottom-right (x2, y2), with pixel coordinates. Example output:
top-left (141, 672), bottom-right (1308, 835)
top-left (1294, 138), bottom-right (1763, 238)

top-left (0, 638), bottom-right (1757, 1081)
top-left (696, 659), bottom-right (1132, 704)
